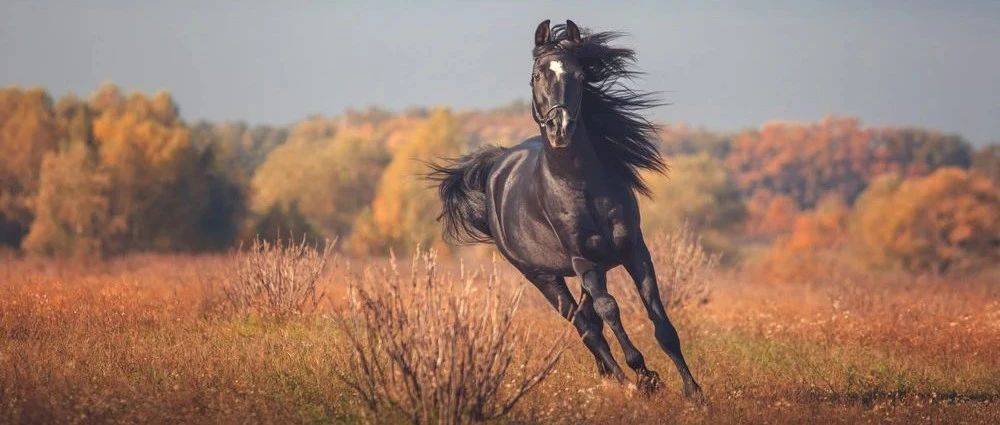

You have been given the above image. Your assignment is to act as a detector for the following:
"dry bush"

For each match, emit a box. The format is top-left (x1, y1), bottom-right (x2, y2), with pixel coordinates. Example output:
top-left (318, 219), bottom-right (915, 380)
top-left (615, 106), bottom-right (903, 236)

top-left (223, 237), bottom-right (333, 317)
top-left (646, 224), bottom-right (719, 311)
top-left (336, 249), bottom-right (564, 424)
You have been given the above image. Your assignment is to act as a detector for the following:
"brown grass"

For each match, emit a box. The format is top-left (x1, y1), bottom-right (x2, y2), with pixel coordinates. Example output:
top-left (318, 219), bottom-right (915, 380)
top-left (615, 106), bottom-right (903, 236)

top-left (1, 248), bottom-right (998, 423)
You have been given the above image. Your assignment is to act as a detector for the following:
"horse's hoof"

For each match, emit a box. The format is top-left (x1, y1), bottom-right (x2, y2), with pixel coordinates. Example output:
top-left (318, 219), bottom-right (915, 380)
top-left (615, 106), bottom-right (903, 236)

top-left (683, 383), bottom-right (707, 404)
top-left (636, 370), bottom-right (661, 395)
top-left (595, 361), bottom-right (614, 378)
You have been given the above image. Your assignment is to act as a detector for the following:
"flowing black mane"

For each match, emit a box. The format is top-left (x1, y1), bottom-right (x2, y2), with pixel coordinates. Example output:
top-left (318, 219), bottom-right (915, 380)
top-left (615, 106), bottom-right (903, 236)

top-left (534, 24), bottom-right (666, 196)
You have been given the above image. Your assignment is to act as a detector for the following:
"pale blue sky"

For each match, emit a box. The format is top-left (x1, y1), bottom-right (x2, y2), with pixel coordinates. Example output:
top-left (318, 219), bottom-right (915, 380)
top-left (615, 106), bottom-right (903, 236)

top-left (2, 1), bottom-right (998, 145)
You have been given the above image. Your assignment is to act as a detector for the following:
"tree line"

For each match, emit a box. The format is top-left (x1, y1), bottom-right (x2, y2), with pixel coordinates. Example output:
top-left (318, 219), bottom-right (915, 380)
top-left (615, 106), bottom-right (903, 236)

top-left (1, 84), bottom-right (996, 272)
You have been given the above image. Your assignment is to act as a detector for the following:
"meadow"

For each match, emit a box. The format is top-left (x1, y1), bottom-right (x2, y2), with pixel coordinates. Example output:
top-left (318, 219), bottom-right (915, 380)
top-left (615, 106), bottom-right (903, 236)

top-left (3, 242), bottom-right (997, 424)
top-left (2, 85), bottom-right (998, 424)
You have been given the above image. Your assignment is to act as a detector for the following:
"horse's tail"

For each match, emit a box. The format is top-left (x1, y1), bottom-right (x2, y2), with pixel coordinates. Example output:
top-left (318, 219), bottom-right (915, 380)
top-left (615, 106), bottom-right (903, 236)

top-left (426, 145), bottom-right (506, 244)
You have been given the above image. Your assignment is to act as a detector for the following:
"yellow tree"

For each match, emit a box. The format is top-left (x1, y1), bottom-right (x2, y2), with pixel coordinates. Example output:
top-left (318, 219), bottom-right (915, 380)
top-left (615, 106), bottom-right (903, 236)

top-left (0, 87), bottom-right (60, 246)
top-left (640, 152), bottom-right (745, 254)
top-left (23, 143), bottom-right (113, 256)
top-left (23, 85), bottom-right (240, 256)
top-left (88, 85), bottom-right (209, 252)
top-left (350, 109), bottom-right (464, 254)
top-left (250, 119), bottom-right (389, 241)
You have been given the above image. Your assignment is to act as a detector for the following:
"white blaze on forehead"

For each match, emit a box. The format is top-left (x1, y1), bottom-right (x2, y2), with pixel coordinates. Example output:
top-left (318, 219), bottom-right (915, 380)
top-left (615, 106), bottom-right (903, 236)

top-left (548, 60), bottom-right (565, 78)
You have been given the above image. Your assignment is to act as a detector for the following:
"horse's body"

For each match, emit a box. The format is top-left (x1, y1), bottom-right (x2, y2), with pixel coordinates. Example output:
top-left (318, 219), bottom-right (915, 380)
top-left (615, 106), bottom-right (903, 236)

top-left (487, 135), bottom-right (635, 275)
top-left (431, 20), bottom-right (701, 397)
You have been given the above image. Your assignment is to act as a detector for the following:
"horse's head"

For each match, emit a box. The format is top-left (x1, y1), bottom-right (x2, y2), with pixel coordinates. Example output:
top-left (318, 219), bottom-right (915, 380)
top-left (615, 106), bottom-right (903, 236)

top-left (531, 19), bottom-right (585, 149)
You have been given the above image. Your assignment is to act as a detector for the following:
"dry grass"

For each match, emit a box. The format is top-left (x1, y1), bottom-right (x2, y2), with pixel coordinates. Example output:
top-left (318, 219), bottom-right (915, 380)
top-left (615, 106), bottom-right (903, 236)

top-left (647, 227), bottom-right (718, 311)
top-left (336, 249), bottom-right (563, 424)
top-left (1, 249), bottom-right (998, 424)
top-left (223, 237), bottom-right (333, 318)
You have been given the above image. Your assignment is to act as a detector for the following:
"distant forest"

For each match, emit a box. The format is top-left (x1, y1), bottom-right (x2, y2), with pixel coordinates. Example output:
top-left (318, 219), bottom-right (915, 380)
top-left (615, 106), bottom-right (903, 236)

top-left (1, 84), bottom-right (997, 273)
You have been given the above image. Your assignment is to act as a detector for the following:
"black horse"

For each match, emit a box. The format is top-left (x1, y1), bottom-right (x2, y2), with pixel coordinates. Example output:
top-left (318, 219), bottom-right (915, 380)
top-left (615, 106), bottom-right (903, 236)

top-left (430, 19), bottom-right (701, 397)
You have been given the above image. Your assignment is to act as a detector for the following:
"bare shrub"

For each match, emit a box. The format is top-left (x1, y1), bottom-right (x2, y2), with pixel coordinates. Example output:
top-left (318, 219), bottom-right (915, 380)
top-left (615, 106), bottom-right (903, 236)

top-left (223, 237), bottom-right (332, 317)
top-left (336, 249), bottom-right (563, 424)
top-left (646, 224), bottom-right (719, 311)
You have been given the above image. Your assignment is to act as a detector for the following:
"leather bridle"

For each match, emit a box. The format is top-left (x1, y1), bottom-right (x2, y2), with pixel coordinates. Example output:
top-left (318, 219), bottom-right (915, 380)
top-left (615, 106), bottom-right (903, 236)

top-left (530, 58), bottom-right (582, 129)
top-left (531, 97), bottom-right (580, 130)
top-left (532, 101), bottom-right (569, 126)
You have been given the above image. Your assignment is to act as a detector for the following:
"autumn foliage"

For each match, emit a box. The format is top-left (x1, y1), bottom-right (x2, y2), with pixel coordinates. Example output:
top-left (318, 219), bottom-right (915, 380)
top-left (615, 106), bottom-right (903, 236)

top-left (0, 88), bottom-right (59, 245)
top-left (1, 83), bottom-right (998, 423)
top-left (349, 109), bottom-right (465, 254)
top-left (0, 84), bottom-right (996, 275)
top-left (851, 168), bottom-right (998, 273)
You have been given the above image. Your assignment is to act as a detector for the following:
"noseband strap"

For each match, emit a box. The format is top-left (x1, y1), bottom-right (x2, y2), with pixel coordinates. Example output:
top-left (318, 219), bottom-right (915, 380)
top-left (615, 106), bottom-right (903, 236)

top-left (532, 102), bottom-right (569, 125)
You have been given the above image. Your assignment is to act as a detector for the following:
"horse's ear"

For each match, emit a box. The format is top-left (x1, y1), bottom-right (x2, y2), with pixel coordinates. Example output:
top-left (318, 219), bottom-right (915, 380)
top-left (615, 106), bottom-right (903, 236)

top-left (566, 20), bottom-right (581, 43)
top-left (534, 19), bottom-right (551, 47)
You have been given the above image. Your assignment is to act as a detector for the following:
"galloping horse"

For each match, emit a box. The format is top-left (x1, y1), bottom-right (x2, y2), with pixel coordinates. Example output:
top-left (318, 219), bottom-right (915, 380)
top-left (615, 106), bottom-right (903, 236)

top-left (430, 19), bottom-right (701, 397)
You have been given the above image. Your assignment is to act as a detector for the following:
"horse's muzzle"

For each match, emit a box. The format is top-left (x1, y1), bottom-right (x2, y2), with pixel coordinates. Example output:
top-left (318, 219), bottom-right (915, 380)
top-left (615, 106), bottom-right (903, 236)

top-left (544, 108), bottom-right (575, 148)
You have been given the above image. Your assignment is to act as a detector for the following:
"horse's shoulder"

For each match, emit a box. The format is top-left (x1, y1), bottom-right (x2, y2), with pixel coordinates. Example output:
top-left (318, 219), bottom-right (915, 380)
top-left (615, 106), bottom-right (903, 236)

top-left (508, 136), bottom-right (544, 152)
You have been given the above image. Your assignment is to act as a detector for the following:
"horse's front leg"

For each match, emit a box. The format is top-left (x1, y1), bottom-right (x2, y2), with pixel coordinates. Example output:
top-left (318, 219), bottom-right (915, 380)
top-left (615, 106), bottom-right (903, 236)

top-left (622, 238), bottom-right (702, 398)
top-left (571, 257), bottom-right (657, 393)
top-left (525, 273), bottom-right (624, 380)
top-left (576, 291), bottom-right (616, 377)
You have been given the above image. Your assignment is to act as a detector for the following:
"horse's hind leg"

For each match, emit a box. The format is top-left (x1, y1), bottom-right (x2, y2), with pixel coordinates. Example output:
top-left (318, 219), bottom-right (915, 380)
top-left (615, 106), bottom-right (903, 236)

top-left (572, 258), bottom-right (658, 393)
top-left (622, 239), bottom-right (702, 398)
top-left (526, 273), bottom-right (624, 381)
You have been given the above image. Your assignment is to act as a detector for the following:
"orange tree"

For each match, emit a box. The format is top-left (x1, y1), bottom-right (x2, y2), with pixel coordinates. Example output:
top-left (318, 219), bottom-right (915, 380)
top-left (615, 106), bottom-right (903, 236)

top-left (757, 197), bottom-right (852, 281)
top-left (726, 116), bottom-right (872, 209)
top-left (850, 168), bottom-right (999, 273)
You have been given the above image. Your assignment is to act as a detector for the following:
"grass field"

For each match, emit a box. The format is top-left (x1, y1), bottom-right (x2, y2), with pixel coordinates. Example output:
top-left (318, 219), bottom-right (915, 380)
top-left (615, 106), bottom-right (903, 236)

top-left (2, 252), bottom-right (998, 424)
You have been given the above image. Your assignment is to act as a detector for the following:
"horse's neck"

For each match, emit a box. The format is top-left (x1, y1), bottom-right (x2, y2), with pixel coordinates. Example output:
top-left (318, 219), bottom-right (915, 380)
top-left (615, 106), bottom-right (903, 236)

top-left (539, 127), bottom-right (603, 190)
top-left (535, 128), bottom-right (611, 236)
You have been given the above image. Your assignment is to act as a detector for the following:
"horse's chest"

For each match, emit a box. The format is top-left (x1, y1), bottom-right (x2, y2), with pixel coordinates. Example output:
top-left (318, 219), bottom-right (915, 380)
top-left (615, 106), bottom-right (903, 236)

top-left (549, 195), bottom-right (630, 257)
